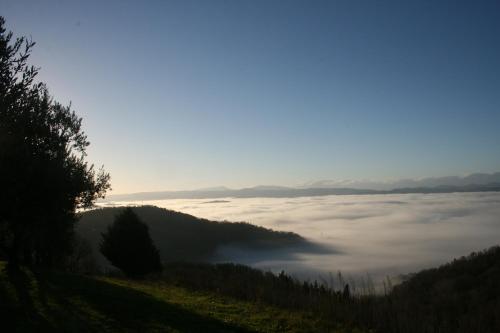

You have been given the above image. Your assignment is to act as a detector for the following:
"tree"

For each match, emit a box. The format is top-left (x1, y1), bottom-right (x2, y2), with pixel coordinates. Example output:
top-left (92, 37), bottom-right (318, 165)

top-left (0, 17), bottom-right (110, 268)
top-left (100, 208), bottom-right (162, 277)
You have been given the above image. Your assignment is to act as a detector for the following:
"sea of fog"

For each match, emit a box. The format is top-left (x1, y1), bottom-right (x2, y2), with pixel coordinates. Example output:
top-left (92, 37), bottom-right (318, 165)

top-left (102, 192), bottom-right (500, 283)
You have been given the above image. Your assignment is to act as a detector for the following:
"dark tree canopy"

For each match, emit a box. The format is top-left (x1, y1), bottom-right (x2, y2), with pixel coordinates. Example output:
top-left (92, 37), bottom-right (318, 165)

top-left (0, 17), bottom-right (110, 267)
top-left (100, 208), bottom-right (162, 277)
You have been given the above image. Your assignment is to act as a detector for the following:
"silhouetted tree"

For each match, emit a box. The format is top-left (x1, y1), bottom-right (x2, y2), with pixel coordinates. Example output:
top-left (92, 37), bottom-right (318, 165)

top-left (0, 17), bottom-right (110, 268)
top-left (100, 208), bottom-right (162, 277)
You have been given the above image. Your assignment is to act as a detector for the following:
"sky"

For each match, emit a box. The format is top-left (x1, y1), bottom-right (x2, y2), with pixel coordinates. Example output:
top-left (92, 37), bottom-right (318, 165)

top-left (3, 0), bottom-right (500, 194)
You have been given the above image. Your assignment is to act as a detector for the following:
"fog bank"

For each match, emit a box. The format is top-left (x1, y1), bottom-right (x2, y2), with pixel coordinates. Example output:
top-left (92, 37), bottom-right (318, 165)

top-left (102, 192), bottom-right (500, 281)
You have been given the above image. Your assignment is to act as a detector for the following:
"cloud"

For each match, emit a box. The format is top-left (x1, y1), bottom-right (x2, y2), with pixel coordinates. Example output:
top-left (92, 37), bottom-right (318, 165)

top-left (104, 192), bottom-right (500, 283)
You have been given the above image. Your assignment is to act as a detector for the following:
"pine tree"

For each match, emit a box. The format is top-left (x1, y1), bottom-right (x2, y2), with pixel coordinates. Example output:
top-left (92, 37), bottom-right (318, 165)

top-left (100, 208), bottom-right (162, 277)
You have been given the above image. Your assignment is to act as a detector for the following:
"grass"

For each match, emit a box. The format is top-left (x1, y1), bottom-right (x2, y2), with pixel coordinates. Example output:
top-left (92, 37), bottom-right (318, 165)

top-left (0, 262), bottom-right (362, 332)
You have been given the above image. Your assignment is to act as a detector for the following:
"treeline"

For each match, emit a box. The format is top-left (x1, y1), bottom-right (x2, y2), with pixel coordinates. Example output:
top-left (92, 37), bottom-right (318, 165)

top-left (130, 246), bottom-right (500, 333)
top-left (78, 206), bottom-right (317, 267)
top-left (156, 262), bottom-right (361, 326)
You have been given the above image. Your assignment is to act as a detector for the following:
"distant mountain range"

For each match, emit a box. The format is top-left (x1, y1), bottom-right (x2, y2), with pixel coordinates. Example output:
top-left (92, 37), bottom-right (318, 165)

top-left (300, 172), bottom-right (500, 191)
top-left (103, 172), bottom-right (500, 201)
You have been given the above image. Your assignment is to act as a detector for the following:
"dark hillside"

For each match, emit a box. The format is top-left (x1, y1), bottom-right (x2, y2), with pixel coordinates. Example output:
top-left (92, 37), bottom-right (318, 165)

top-left (383, 246), bottom-right (500, 332)
top-left (77, 206), bottom-right (326, 268)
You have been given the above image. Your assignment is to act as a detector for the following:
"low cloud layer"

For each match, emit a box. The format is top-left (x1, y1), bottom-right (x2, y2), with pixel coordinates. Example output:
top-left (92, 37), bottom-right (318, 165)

top-left (104, 192), bottom-right (500, 282)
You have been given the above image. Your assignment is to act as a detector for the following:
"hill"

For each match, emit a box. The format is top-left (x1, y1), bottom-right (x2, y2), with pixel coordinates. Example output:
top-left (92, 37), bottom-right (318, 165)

top-left (383, 246), bottom-right (500, 332)
top-left (77, 206), bottom-right (329, 269)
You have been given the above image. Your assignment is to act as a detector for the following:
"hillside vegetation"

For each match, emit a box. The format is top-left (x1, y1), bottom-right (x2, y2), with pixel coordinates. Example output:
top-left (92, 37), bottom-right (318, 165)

top-left (0, 262), bottom-right (360, 333)
top-left (77, 206), bottom-right (328, 267)
top-left (385, 245), bottom-right (500, 332)
top-left (132, 247), bottom-right (500, 333)
top-left (158, 247), bottom-right (500, 333)
top-left (1, 246), bottom-right (500, 332)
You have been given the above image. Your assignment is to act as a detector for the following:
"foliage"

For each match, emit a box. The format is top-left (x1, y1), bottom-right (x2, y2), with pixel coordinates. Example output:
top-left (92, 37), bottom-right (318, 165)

top-left (100, 208), bottom-right (161, 277)
top-left (0, 17), bottom-right (110, 268)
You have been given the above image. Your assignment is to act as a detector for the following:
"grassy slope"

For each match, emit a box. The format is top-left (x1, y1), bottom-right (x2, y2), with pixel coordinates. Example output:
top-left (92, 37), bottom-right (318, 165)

top-left (0, 262), bottom-right (359, 333)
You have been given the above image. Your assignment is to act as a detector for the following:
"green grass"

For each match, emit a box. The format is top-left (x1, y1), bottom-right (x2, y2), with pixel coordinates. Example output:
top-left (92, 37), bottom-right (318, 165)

top-left (0, 262), bottom-right (362, 332)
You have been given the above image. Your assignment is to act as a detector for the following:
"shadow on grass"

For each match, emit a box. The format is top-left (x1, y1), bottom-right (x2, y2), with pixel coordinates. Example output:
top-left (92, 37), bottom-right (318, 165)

top-left (0, 265), bottom-right (55, 332)
top-left (1, 265), bottom-right (254, 332)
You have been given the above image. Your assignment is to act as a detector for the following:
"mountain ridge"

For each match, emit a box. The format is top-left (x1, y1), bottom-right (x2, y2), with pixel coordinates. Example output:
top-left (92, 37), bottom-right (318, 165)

top-left (103, 182), bottom-right (500, 202)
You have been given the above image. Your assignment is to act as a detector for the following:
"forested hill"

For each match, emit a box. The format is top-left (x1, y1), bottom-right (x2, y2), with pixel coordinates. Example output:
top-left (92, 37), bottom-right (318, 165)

top-left (77, 206), bottom-right (323, 267)
top-left (377, 246), bottom-right (500, 332)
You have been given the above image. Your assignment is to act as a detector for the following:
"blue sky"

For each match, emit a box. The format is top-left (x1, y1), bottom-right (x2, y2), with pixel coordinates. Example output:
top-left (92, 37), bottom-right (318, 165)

top-left (3, 0), bottom-right (500, 193)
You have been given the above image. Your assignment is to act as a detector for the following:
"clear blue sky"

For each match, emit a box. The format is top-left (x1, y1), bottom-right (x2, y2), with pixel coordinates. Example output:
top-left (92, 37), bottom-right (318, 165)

top-left (3, 0), bottom-right (500, 193)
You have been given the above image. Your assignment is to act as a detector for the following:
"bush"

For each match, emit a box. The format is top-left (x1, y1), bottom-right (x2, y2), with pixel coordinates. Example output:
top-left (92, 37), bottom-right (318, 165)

top-left (100, 208), bottom-right (161, 277)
